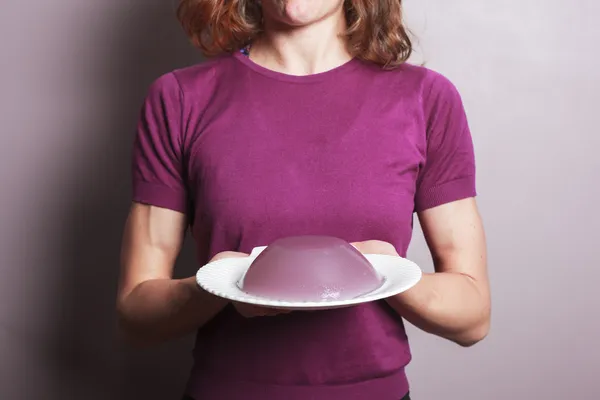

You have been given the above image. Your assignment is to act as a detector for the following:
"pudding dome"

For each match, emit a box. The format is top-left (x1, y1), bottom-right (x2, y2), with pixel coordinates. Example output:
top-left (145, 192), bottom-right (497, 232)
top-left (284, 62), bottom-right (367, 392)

top-left (240, 236), bottom-right (383, 302)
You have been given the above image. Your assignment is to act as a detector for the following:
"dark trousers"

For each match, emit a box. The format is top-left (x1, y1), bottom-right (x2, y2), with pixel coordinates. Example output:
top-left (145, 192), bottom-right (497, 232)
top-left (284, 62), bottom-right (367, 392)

top-left (182, 392), bottom-right (411, 400)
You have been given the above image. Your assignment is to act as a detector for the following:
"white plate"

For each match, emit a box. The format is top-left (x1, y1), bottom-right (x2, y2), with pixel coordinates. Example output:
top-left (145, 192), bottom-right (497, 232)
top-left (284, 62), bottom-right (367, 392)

top-left (196, 247), bottom-right (422, 310)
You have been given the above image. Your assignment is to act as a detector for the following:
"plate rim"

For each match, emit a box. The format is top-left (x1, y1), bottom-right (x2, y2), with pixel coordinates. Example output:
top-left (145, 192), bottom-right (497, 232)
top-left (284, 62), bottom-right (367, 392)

top-left (196, 253), bottom-right (422, 309)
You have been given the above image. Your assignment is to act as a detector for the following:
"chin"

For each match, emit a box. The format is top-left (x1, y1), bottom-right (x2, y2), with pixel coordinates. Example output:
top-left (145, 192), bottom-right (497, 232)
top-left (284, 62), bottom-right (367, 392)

top-left (265, 0), bottom-right (343, 28)
top-left (283, 0), bottom-right (321, 24)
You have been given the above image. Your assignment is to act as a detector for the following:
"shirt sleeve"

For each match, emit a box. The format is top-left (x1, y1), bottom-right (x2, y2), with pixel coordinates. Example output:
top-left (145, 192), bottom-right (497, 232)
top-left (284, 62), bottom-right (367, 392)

top-left (414, 71), bottom-right (477, 212)
top-left (131, 72), bottom-right (188, 214)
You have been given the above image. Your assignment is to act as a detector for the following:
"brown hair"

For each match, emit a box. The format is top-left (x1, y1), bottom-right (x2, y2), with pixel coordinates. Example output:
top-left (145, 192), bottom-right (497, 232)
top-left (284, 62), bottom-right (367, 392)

top-left (177, 0), bottom-right (413, 69)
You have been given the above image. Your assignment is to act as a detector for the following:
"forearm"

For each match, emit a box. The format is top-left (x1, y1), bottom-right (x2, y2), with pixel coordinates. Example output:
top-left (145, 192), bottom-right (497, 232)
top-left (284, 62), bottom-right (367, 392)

top-left (117, 276), bottom-right (228, 346)
top-left (386, 271), bottom-right (490, 346)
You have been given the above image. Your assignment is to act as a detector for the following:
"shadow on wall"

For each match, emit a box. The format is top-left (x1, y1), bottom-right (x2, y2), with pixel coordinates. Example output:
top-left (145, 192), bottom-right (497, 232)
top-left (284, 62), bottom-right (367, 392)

top-left (51, 3), bottom-right (201, 399)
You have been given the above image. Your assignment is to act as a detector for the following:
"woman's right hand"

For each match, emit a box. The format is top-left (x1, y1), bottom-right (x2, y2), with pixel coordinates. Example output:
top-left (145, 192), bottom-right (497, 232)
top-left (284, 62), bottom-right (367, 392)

top-left (209, 251), bottom-right (292, 319)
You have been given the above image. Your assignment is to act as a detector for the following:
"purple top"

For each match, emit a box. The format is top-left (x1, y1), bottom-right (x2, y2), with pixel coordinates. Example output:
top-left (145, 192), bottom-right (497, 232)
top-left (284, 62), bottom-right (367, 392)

top-left (131, 52), bottom-right (477, 399)
top-left (241, 235), bottom-right (383, 302)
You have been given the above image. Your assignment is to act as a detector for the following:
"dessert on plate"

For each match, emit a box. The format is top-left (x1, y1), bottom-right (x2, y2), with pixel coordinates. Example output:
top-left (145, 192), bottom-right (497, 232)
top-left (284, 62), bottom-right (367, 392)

top-left (239, 235), bottom-right (384, 302)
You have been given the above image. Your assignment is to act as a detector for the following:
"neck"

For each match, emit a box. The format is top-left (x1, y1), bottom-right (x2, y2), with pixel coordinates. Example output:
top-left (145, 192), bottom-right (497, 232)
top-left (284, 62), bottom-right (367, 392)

top-left (249, 12), bottom-right (351, 76)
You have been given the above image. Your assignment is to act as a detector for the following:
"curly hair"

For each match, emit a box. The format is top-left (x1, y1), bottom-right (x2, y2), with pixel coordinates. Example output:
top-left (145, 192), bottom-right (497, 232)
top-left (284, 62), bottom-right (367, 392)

top-left (177, 0), bottom-right (412, 69)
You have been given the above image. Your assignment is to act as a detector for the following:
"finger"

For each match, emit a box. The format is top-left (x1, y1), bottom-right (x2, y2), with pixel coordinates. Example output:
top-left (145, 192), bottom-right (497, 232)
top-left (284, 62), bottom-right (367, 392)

top-left (350, 242), bottom-right (363, 251)
top-left (263, 309), bottom-right (287, 316)
top-left (352, 240), bottom-right (398, 256)
top-left (238, 304), bottom-right (270, 318)
top-left (251, 307), bottom-right (290, 317)
top-left (234, 302), bottom-right (292, 317)
top-left (236, 305), bottom-right (259, 318)
top-left (252, 306), bottom-right (272, 316)
top-left (270, 308), bottom-right (292, 314)
top-left (265, 309), bottom-right (293, 317)
top-left (240, 311), bottom-right (257, 318)
top-left (211, 251), bottom-right (249, 262)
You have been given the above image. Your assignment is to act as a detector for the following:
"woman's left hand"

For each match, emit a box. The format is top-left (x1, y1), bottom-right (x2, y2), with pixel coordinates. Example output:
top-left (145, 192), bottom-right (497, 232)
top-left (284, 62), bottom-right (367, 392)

top-left (350, 199), bottom-right (490, 347)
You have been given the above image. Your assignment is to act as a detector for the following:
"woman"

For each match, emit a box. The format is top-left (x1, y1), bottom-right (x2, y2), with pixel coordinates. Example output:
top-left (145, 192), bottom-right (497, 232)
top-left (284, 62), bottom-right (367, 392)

top-left (116, 0), bottom-right (491, 399)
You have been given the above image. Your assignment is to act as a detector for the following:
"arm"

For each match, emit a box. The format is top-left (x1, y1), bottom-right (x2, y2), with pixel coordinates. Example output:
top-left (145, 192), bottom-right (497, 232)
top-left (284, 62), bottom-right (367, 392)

top-left (356, 198), bottom-right (490, 346)
top-left (391, 197), bottom-right (490, 346)
top-left (117, 74), bottom-right (236, 345)
top-left (382, 70), bottom-right (489, 346)
top-left (116, 203), bottom-right (239, 346)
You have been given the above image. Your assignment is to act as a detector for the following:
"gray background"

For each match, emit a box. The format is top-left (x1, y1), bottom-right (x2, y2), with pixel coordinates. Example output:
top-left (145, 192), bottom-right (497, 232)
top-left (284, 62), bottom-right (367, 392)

top-left (1, 0), bottom-right (598, 399)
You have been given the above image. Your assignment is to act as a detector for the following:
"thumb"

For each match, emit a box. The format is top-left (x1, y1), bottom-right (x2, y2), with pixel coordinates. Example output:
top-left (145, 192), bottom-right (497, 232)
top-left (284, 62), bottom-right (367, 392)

top-left (210, 251), bottom-right (249, 262)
